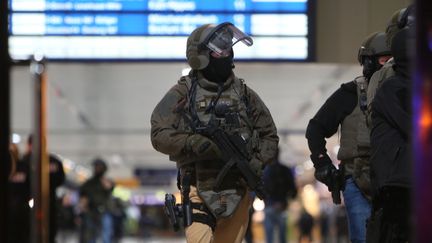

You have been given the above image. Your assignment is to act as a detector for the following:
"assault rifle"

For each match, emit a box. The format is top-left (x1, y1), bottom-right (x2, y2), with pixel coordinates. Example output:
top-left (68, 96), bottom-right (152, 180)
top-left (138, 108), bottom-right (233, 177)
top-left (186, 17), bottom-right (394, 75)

top-left (196, 124), bottom-right (266, 200)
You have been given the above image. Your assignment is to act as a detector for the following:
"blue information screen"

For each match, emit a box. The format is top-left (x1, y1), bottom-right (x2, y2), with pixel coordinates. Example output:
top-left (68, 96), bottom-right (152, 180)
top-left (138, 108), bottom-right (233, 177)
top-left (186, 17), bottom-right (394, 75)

top-left (11, 0), bottom-right (307, 12)
top-left (9, 0), bottom-right (314, 61)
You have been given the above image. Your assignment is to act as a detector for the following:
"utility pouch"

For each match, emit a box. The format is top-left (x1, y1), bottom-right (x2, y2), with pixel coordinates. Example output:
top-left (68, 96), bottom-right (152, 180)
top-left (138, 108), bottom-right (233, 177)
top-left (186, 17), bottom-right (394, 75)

top-left (352, 157), bottom-right (372, 201)
top-left (195, 162), bottom-right (244, 219)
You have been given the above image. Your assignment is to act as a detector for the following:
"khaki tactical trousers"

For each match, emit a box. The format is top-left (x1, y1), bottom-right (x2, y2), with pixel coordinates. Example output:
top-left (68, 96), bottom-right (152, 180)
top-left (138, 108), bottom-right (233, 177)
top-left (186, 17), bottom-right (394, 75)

top-left (185, 186), bottom-right (252, 243)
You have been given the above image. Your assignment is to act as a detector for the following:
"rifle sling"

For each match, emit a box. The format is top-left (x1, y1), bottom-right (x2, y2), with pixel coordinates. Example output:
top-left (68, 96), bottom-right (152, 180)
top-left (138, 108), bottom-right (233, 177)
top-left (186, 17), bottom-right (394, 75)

top-left (214, 157), bottom-right (237, 190)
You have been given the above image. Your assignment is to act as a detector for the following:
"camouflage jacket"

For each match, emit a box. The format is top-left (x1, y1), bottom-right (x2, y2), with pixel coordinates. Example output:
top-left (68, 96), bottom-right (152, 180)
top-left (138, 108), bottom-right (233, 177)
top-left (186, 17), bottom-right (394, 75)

top-left (151, 72), bottom-right (279, 172)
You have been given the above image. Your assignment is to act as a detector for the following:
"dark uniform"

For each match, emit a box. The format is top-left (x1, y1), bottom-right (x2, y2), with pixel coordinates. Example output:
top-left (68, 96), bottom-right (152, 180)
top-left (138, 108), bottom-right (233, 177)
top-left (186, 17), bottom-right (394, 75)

top-left (369, 27), bottom-right (411, 243)
top-left (306, 32), bottom-right (391, 243)
top-left (366, 6), bottom-right (414, 243)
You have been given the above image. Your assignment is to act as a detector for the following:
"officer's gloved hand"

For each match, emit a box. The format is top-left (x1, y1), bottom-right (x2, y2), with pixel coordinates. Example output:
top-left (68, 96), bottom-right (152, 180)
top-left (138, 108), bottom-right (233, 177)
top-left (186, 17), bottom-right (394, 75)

top-left (311, 153), bottom-right (337, 189)
top-left (185, 134), bottom-right (222, 158)
top-left (249, 157), bottom-right (264, 177)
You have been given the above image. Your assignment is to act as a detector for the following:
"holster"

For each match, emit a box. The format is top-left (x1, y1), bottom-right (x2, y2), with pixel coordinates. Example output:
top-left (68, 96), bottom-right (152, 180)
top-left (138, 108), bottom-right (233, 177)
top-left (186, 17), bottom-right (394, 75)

top-left (178, 167), bottom-right (217, 230)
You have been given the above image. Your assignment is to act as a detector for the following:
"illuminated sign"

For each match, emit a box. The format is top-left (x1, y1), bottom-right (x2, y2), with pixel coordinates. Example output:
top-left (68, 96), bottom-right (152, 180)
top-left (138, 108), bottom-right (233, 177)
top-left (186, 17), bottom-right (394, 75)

top-left (9, 0), bottom-right (314, 61)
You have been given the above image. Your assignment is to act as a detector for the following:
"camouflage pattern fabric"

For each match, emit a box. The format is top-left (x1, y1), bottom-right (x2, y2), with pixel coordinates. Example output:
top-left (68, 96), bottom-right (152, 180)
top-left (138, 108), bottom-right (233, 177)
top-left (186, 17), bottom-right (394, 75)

top-left (151, 71), bottom-right (278, 218)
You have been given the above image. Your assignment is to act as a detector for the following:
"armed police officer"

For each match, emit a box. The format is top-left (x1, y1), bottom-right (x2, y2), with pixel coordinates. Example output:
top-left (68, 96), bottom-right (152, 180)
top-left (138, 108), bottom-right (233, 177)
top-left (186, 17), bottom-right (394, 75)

top-left (366, 5), bottom-right (414, 129)
top-left (367, 7), bottom-right (414, 242)
top-left (305, 32), bottom-right (391, 243)
top-left (151, 22), bottom-right (278, 243)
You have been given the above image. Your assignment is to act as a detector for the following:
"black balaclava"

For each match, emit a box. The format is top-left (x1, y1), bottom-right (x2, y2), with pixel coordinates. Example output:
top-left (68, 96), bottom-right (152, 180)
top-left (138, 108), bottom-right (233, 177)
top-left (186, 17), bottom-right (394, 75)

top-left (202, 51), bottom-right (234, 83)
top-left (391, 27), bottom-right (410, 78)
top-left (362, 56), bottom-right (383, 80)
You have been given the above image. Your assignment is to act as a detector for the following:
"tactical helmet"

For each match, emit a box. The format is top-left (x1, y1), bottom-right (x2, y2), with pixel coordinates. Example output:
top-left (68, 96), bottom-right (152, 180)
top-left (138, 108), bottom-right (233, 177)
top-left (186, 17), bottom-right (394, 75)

top-left (386, 8), bottom-right (406, 35)
top-left (186, 22), bottom-right (253, 70)
top-left (385, 5), bottom-right (415, 47)
top-left (357, 32), bottom-right (391, 80)
top-left (357, 32), bottom-right (391, 64)
top-left (186, 24), bottom-right (215, 70)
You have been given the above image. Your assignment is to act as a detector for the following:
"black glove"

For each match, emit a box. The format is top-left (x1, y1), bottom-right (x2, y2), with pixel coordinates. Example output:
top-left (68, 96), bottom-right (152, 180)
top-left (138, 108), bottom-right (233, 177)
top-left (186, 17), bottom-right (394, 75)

top-left (249, 157), bottom-right (264, 177)
top-left (185, 134), bottom-right (222, 158)
top-left (311, 153), bottom-right (337, 188)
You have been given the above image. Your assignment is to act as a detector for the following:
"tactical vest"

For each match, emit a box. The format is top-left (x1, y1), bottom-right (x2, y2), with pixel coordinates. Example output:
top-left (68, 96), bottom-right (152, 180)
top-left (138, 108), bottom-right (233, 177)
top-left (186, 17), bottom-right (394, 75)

top-left (366, 60), bottom-right (395, 128)
top-left (179, 73), bottom-right (257, 218)
top-left (366, 59), bottom-right (395, 107)
top-left (337, 77), bottom-right (370, 162)
top-left (337, 77), bottom-right (373, 200)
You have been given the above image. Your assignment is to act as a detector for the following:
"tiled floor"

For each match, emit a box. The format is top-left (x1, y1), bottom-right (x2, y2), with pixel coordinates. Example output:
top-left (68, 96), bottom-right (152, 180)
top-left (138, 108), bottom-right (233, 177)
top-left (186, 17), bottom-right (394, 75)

top-left (120, 237), bottom-right (186, 243)
top-left (56, 232), bottom-right (186, 243)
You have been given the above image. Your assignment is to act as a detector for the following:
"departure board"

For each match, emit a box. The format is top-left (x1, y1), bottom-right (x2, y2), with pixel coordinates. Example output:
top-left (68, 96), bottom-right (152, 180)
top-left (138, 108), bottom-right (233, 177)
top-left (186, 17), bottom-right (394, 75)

top-left (9, 0), bottom-right (314, 61)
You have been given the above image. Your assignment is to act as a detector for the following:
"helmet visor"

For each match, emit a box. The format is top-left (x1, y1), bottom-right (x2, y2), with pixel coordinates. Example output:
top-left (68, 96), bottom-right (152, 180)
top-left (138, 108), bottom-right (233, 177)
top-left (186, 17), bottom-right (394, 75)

top-left (204, 22), bottom-right (253, 57)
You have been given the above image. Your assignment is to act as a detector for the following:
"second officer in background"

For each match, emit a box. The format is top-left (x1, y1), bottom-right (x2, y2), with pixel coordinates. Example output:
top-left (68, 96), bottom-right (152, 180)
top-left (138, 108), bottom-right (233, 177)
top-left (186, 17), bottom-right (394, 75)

top-left (305, 32), bottom-right (392, 243)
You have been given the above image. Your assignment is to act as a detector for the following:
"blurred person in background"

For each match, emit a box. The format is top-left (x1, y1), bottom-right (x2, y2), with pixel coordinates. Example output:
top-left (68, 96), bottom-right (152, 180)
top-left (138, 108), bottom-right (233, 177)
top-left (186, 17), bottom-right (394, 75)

top-left (8, 142), bottom-right (18, 179)
top-left (111, 197), bottom-right (127, 243)
top-left (151, 22), bottom-right (278, 243)
top-left (318, 203), bottom-right (331, 243)
top-left (9, 134), bottom-right (65, 243)
top-left (262, 148), bottom-right (297, 243)
top-left (79, 158), bottom-right (115, 243)
top-left (21, 135), bottom-right (66, 243)
top-left (7, 140), bottom-right (30, 243)
top-left (297, 207), bottom-right (314, 243)
top-left (305, 31), bottom-right (392, 243)
top-left (57, 192), bottom-right (79, 242)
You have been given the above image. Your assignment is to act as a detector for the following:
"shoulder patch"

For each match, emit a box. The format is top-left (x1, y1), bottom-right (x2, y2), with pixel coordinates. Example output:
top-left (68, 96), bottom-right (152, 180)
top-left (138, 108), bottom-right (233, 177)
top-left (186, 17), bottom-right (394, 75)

top-left (178, 76), bottom-right (188, 85)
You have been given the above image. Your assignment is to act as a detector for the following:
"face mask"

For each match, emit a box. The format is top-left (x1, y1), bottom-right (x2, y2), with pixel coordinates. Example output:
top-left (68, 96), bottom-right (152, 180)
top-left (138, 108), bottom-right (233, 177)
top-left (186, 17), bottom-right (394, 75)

top-left (202, 52), bottom-right (233, 83)
top-left (362, 56), bottom-right (382, 80)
